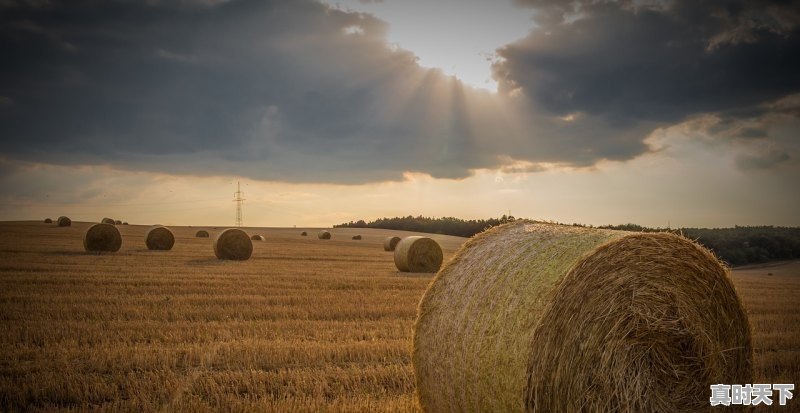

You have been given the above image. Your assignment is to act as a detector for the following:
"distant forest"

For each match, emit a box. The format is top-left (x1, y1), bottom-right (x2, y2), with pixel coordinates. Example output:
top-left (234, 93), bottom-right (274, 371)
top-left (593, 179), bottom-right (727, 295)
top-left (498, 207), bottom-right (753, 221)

top-left (335, 216), bottom-right (800, 267)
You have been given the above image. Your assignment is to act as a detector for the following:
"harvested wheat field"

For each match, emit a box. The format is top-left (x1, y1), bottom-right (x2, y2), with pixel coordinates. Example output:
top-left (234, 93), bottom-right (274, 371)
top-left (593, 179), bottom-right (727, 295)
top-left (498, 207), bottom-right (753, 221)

top-left (0, 221), bottom-right (797, 412)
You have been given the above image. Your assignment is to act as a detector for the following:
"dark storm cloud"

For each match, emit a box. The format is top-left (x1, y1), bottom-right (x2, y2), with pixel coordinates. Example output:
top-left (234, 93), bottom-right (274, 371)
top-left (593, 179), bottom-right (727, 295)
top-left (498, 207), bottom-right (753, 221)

top-left (497, 0), bottom-right (800, 126)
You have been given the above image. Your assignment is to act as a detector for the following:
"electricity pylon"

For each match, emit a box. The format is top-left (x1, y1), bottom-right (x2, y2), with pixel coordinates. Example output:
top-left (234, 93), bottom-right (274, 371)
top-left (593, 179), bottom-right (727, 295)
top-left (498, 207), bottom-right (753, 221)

top-left (234, 181), bottom-right (245, 227)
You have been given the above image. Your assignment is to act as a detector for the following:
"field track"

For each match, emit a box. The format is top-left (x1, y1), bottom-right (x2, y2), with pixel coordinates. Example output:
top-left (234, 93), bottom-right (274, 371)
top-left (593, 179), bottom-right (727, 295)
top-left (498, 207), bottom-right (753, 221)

top-left (0, 221), bottom-right (797, 412)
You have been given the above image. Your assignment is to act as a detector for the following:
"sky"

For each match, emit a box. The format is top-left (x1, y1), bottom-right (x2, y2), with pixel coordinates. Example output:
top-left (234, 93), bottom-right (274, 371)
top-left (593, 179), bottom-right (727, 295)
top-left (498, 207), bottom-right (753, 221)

top-left (0, 0), bottom-right (798, 228)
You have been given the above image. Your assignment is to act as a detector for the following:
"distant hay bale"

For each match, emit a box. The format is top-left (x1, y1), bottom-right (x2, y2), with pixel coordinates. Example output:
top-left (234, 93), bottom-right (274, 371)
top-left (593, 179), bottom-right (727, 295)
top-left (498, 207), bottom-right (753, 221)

top-left (251, 234), bottom-right (265, 241)
top-left (122, 222), bottom-right (129, 225)
top-left (83, 223), bottom-right (122, 252)
top-left (101, 217), bottom-right (115, 225)
top-left (213, 228), bottom-right (253, 260)
top-left (413, 221), bottom-right (752, 413)
top-left (352, 235), bottom-right (362, 240)
top-left (301, 231), bottom-right (308, 236)
top-left (393, 236), bottom-right (442, 273)
top-left (383, 236), bottom-right (401, 251)
top-left (44, 218), bottom-right (52, 224)
top-left (114, 220), bottom-right (122, 225)
top-left (57, 216), bottom-right (71, 227)
top-left (145, 225), bottom-right (175, 250)
top-left (318, 230), bottom-right (331, 240)
top-left (196, 230), bottom-right (209, 238)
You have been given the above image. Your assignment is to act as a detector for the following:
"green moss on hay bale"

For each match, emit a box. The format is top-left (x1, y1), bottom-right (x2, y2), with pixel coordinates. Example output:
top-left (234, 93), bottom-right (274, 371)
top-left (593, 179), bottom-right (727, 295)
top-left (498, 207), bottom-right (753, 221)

top-left (394, 236), bottom-right (442, 273)
top-left (196, 230), bottom-right (210, 238)
top-left (83, 223), bottom-right (122, 252)
top-left (213, 228), bottom-right (252, 260)
top-left (383, 236), bottom-right (401, 251)
top-left (318, 230), bottom-right (331, 240)
top-left (101, 217), bottom-right (115, 225)
top-left (352, 235), bottom-right (362, 240)
top-left (44, 218), bottom-right (52, 224)
top-left (251, 234), bottom-right (265, 241)
top-left (145, 226), bottom-right (175, 250)
top-left (413, 220), bottom-right (752, 413)
top-left (57, 216), bottom-right (71, 227)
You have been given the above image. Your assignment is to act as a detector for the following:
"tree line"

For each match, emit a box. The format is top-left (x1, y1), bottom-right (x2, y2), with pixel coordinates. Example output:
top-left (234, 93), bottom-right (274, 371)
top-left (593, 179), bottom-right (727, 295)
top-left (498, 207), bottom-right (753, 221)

top-left (335, 216), bottom-right (800, 267)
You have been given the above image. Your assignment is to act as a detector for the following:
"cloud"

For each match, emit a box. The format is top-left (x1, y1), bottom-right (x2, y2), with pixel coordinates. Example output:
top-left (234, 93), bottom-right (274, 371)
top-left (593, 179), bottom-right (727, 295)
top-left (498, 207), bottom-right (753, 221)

top-left (735, 148), bottom-right (791, 170)
top-left (0, 0), bottom-right (797, 186)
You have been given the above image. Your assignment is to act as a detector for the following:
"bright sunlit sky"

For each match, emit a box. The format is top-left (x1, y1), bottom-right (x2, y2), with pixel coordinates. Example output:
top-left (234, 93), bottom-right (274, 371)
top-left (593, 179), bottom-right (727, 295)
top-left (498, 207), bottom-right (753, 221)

top-left (1, 0), bottom-right (798, 228)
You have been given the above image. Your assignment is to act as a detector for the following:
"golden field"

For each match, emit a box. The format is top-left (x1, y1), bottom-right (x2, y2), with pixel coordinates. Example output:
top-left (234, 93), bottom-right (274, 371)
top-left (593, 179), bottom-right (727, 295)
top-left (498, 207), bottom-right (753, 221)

top-left (0, 221), bottom-right (797, 412)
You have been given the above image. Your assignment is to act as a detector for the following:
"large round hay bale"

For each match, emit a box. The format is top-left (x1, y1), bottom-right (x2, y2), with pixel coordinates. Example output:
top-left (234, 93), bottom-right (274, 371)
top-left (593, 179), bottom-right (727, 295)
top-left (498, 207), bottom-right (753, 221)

top-left (413, 221), bottom-right (752, 413)
top-left (44, 218), bottom-right (52, 224)
top-left (196, 230), bottom-right (209, 238)
top-left (83, 223), bottom-right (122, 252)
top-left (383, 236), bottom-right (401, 251)
top-left (318, 230), bottom-right (331, 240)
top-left (251, 234), bottom-right (265, 241)
top-left (57, 216), bottom-right (71, 227)
top-left (352, 235), bottom-right (362, 240)
top-left (393, 236), bottom-right (442, 273)
top-left (101, 217), bottom-right (115, 225)
top-left (114, 220), bottom-right (122, 225)
top-left (145, 225), bottom-right (175, 250)
top-left (301, 231), bottom-right (308, 236)
top-left (213, 228), bottom-right (252, 260)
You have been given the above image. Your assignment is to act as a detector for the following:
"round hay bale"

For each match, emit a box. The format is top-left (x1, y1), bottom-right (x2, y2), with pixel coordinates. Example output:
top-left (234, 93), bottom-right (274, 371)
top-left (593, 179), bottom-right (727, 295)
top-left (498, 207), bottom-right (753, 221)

top-left (145, 225), bottom-right (175, 250)
top-left (413, 221), bottom-right (752, 413)
top-left (83, 223), bottom-right (122, 252)
top-left (114, 220), bottom-right (122, 225)
top-left (301, 231), bottom-right (308, 236)
top-left (383, 236), bottom-right (401, 251)
top-left (393, 236), bottom-right (442, 273)
top-left (44, 218), bottom-right (52, 224)
top-left (122, 222), bottom-right (129, 225)
top-left (352, 235), bottom-right (362, 240)
top-left (213, 228), bottom-right (252, 260)
top-left (101, 217), bottom-right (115, 225)
top-left (318, 230), bottom-right (331, 240)
top-left (57, 216), bottom-right (71, 227)
top-left (251, 234), bottom-right (265, 241)
top-left (196, 230), bottom-right (210, 238)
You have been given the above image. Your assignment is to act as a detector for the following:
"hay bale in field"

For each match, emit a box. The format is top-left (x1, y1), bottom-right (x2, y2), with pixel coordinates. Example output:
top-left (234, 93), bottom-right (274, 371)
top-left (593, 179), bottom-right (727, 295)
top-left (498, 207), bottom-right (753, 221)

top-left (83, 223), bottom-right (122, 252)
top-left (318, 230), bottom-right (331, 240)
top-left (213, 228), bottom-right (252, 260)
top-left (393, 236), bottom-right (442, 273)
top-left (101, 217), bottom-right (115, 225)
top-left (413, 220), bottom-right (752, 413)
top-left (122, 222), bottom-right (128, 225)
top-left (196, 230), bottom-right (210, 238)
top-left (57, 216), bottom-right (71, 227)
top-left (114, 220), bottom-right (122, 225)
top-left (301, 231), bottom-right (308, 236)
top-left (383, 236), bottom-right (401, 251)
top-left (145, 225), bottom-right (175, 250)
top-left (251, 234), bottom-right (265, 241)
top-left (44, 218), bottom-right (52, 223)
top-left (352, 235), bottom-right (362, 240)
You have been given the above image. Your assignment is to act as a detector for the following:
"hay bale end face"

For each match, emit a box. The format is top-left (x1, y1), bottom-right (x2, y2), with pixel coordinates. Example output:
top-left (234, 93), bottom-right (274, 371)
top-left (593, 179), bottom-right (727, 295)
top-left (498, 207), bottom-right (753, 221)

top-left (196, 230), bottom-right (210, 238)
top-left (101, 217), bottom-right (115, 225)
top-left (383, 236), bottom-right (401, 251)
top-left (213, 228), bottom-right (253, 260)
top-left (57, 216), bottom-right (71, 227)
top-left (251, 234), bottom-right (265, 241)
top-left (83, 223), bottom-right (122, 252)
top-left (318, 230), bottom-right (331, 240)
top-left (44, 218), bottom-right (52, 224)
top-left (301, 231), bottom-right (308, 236)
top-left (393, 236), bottom-right (442, 273)
top-left (145, 226), bottom-right (175, 250)
top-left (352, 235), bottom-right (362, 240)
top-left (413, 221), bottom-right (752, 413)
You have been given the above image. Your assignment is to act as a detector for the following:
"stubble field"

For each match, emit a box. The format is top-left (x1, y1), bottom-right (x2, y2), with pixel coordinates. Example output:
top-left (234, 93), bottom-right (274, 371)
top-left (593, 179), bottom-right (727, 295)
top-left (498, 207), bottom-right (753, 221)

top-left (0, 221), bottom-right (797, 412)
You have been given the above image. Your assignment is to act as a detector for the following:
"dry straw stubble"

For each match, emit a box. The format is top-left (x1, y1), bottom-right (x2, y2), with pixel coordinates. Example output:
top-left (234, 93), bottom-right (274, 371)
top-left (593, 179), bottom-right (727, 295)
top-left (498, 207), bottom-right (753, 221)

top-left (383, 236), bottom-right (401, 252)
top-left (413, 220), bottom-right (752, 413)
top-left (83, 223), bottom-right (122, 252)
top-left (145, 226), bottom-right (175, 250)
top-left (393, 236), bottom-right (443, 273)
top-left (213, 228), bottom-right (253, 260)
top-left (318, 230), bottom-right (331, 240)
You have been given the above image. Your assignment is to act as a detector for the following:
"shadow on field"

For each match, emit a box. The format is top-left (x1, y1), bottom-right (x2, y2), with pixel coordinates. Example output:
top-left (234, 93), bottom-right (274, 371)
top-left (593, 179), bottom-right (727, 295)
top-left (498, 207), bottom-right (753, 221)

top-left (185, 258), bottom-right (230, 266)
top-left (394, 272), bottom-right (436, 278)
